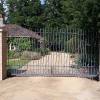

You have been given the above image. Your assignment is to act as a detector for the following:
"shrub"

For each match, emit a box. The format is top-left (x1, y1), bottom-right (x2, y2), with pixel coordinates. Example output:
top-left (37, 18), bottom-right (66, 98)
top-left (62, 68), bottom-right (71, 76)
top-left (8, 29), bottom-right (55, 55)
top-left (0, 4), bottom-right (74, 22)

top-left (75, 54), bottom-right (97, 67)
top-left (65, 36), bottom-right (79, 53)
top-left (8, 51), bottom-right (21, 59)
top-left (40, 48), bottom-right (50, 56)
top-left (8, 37), bottom-right (31, 51)
top-left (21, 51), bottom-right (42, 60)
top-left (32, 48), bottom-right (50, 56)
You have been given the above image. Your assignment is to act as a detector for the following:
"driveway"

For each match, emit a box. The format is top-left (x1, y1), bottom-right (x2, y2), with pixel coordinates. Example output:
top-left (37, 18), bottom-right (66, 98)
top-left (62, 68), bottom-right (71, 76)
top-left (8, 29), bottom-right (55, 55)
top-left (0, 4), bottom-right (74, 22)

top-left (20, 52), bottom-right (77, 75)
top-left (22, 52), bottom-right (75, 67)
top-left (19, 52), bottom-right (95, 76)
top-left (0, 77), bottom-right (100, 100)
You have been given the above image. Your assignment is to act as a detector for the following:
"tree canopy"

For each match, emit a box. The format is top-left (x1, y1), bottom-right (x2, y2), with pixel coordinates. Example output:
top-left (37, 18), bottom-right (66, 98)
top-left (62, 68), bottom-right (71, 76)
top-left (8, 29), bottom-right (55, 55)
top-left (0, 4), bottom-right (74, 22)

top-left (7, 0), bottom-right (44, 29)
top-left (0, 0), bottom-right (99, 32)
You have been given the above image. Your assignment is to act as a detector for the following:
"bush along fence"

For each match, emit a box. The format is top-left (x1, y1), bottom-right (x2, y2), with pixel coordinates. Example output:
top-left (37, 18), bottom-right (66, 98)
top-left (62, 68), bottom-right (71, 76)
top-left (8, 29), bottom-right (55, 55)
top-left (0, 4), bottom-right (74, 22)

top-left (5, 27), bottom-right (99, 80)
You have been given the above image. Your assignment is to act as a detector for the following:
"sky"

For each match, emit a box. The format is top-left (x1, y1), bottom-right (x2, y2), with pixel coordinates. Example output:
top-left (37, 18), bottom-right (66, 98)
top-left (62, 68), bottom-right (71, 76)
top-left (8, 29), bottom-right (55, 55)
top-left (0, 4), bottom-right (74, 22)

top-left (41, 0), bottom-right (45, 4)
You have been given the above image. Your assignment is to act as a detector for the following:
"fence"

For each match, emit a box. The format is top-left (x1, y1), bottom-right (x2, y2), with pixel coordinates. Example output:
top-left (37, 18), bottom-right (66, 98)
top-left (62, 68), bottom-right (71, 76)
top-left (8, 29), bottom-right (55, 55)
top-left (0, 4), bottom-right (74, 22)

top-left (6, 27), bottom-right (99, 79)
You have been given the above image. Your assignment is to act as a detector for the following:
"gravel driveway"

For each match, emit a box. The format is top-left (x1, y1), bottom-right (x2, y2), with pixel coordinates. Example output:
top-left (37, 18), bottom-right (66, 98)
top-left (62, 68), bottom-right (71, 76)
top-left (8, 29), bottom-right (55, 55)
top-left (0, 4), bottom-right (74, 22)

top-left (0, 77), bottom-right (100, 100)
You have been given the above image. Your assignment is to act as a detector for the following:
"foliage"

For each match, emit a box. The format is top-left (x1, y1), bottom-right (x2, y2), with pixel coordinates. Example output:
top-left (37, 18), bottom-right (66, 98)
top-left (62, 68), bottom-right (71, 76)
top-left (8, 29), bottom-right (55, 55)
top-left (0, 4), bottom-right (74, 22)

top-left (16, 38), bottom-right (31, 51)
top-left (7, 0), bottom-right (44, 29)
top-left (8, 51), bottom-right (21, 59)
top-left (0, 0), bottom-right (99, 32)
top-left (75, 54), bottom-right (97, 67)
top-left (8, 37), bottom-right (31, 51)
top-left (0, 0), bottom-right (6, 23)
top-left (7, 59), bottom-right (29, 69)
top-left (65, 36), bottom-right (79, 53)
top-left (61, 0), bottom-right (100, 32)
top-left (0, 3), bottom-right (3, 14)
top-left (39, 48), bottom-right (50, 56)
top-left (21, 51), bottom-right (42, 60)
top-left (44, 0), bottom-right (63, 27)
top-left (31, 47), bottom-right (50, 56)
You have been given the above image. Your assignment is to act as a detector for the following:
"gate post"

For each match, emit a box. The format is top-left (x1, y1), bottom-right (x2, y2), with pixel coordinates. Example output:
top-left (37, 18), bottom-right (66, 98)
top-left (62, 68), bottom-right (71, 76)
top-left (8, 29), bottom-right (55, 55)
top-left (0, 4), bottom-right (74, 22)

top-left (0, 15), bottom-right (7, 80)
top-left (99, 34), bottom-right (100, 81)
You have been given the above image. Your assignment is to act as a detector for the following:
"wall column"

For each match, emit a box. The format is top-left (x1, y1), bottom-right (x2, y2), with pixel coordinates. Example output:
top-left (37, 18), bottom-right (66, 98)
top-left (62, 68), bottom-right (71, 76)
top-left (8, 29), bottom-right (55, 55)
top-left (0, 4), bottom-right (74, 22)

top-left (0, 28), bottom-right (7, 80)
top-left (98, 33), bottom-right (100, 81)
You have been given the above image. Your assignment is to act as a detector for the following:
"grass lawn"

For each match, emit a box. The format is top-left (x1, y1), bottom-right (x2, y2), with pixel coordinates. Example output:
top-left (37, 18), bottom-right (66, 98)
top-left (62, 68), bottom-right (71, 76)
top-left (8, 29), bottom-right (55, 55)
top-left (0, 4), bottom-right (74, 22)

top-left (7, 59), bottom-right (30, 69)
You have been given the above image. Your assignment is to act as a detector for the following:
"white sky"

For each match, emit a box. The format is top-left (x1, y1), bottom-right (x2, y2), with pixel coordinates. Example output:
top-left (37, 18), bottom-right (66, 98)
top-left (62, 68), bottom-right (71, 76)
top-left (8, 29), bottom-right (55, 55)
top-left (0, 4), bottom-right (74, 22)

top-left (41, 0), bottom-right (45, 4)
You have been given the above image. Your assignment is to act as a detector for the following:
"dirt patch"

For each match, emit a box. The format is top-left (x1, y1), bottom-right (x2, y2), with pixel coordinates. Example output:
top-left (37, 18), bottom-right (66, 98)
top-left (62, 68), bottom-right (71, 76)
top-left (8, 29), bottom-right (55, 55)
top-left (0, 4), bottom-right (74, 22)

top-left (0, 77), bottom-right (100, 100)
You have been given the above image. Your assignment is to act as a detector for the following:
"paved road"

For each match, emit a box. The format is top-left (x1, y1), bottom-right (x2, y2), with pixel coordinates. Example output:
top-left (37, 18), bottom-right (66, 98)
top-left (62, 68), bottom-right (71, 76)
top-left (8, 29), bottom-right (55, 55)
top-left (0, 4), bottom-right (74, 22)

top-left (0, 77), bottom-right (100, 100)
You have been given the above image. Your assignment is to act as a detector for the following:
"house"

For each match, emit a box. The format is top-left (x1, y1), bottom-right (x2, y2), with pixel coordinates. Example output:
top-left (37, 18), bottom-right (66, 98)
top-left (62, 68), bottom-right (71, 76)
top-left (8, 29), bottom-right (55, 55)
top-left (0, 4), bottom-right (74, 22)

top-left (3, 24), bottom-right (44, 51)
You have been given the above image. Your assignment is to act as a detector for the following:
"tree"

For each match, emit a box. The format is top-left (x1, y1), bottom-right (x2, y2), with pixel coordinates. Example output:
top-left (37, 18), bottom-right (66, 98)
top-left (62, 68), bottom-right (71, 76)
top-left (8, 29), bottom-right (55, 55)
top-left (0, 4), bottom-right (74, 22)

top-left (0, 0), bottom-right (6, 23)
top-left (82, 0), bottom-right (100, 32)
top-left (61, 0), bottom-right (83, 27)
top-left (60, 0), bottom-right (100, 67)
top-left (7, 0), bottom-right (44, 30)
top-left (44, 0), bottom-right (63, 27)
top-left (61, 0), bottom-right (100, 32)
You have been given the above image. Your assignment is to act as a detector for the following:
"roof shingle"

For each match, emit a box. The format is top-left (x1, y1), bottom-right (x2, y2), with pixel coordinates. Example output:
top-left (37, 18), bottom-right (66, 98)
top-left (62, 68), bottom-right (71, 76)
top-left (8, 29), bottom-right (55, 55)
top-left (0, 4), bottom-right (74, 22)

top-left (3, 24), bottom-right (43, 40)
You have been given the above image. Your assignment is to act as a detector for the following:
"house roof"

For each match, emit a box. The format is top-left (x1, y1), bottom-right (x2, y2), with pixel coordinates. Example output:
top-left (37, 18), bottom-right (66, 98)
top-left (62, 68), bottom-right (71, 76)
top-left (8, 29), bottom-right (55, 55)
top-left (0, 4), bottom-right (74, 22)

top-left (3, 24), bottom-right (43, 40)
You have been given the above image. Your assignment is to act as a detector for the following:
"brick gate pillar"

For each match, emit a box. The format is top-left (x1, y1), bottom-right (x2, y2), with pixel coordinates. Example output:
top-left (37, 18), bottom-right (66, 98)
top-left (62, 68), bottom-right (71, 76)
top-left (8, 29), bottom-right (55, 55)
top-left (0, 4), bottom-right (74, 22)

top-left (99, 34), bottom-right (100, 81)
top-left (0, 15), bottom-right (7, 80)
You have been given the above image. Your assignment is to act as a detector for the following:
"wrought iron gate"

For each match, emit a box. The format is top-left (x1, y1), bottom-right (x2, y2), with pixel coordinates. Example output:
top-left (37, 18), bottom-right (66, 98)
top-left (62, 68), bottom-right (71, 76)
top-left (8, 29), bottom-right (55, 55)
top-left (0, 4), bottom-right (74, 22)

top-left (7, 27), bottom-right (99, 79)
